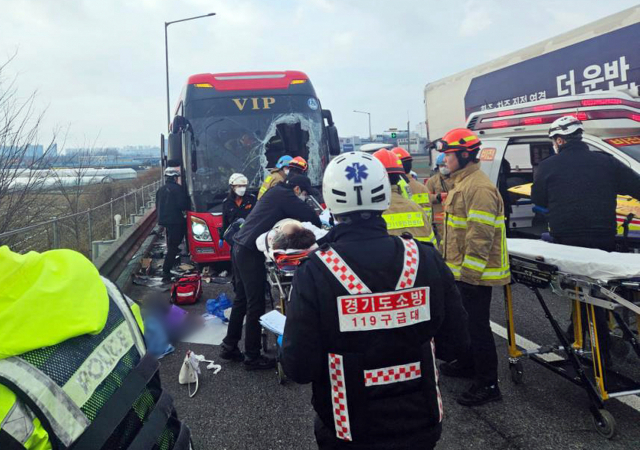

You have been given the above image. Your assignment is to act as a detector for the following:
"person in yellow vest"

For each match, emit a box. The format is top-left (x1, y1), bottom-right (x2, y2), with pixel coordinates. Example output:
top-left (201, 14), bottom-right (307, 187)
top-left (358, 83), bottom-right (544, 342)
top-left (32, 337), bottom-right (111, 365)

top-left (434, 128), bottom-right (510, 407)
top-left (392, 146), bottom-right (433, 221)
top-left (258, 154), bottom-right (292, 199)
top-left (373, 149), bottom-right (436, 245)
top-left (426, 152), bottom-right (453, 241)
top-left (0, 246), bottom-right (191, 449)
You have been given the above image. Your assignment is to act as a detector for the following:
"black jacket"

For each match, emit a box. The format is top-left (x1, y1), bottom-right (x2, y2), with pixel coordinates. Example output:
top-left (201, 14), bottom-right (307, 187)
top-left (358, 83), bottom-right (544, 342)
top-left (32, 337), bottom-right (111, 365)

top-left (222, 193), bottom-right (256, 234)
top-left (156, 181), bottom-right (189, 226)
top-left (282, 217), bottom-right (469, 449)
top-left (233, 184), bottom-right (321, 250)
top-left (532, 140), bottom-right (640, 239)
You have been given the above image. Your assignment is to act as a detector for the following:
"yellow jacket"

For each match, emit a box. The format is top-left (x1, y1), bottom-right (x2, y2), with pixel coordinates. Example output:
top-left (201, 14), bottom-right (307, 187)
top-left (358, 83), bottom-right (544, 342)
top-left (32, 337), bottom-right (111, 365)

top-left (0, 246), bottom-right (144, 449)
top-left (258, 168), bottom-right (285, 199)
top-left (442, 163), bottom-right (510, 286)
top-left (426, 172), bottom-right (452, 236)
top-left (408, 178), bottom-right (432, 220)
top-left (383, 187), bottom-right (436, 245)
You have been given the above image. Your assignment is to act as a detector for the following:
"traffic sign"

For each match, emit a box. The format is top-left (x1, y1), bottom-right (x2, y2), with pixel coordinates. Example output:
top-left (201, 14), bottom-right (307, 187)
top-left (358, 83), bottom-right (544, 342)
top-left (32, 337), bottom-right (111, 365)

top-left (391, 132), bottom-right (397, 138)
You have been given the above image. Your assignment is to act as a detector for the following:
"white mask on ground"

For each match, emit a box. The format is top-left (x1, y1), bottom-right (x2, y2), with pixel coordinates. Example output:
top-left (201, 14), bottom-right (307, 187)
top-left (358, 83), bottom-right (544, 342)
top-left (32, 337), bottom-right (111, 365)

top-left (439, 166), bottom-right (451, 176)
top-left (234, 187), bottom-right (246, 197)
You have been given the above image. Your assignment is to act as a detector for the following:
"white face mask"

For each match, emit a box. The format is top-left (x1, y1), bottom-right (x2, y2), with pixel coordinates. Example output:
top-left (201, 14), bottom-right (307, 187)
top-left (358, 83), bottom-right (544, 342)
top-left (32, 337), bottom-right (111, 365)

top-left (284, 168), bottom-right (290, 176)
top-left (297, 193), bottom-right (307, 202)
top-left (234, 187), bottom-right (246, 197)
top-left (439, 166), bottom-right (450, 176)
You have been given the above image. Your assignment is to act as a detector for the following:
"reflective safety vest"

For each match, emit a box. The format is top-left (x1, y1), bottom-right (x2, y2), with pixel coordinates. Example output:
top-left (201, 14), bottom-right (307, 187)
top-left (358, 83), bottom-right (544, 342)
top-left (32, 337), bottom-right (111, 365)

top-left (409, 178), bottom-right (433, 222)
top-left (258, 169), bottom-right (285, 199)
top-left (383, 189), bottom-right (436, 246)
top-left (316, 238), bottom-right (443, 443)
top-left (397, 177), bottom-right (412, 200)
top-left (442, 163), bottom-right (510, 286)
top-left (0, 278), bottom-right (191, 450)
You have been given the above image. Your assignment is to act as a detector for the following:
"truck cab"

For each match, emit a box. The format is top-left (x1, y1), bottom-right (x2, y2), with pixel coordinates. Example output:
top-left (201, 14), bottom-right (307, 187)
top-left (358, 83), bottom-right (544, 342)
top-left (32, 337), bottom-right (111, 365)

top-left (465, 90), bottom-right (640, 238)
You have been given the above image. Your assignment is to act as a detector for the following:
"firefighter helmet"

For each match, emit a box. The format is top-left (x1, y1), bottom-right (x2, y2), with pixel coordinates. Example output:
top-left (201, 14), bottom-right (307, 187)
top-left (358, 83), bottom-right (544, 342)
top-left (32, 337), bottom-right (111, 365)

top-left (229, 173), bottom-right (248, 186)
top-left (323, 152), bottom-right (390, 215)
top-left (433, 128), bottom-right (482, 153)
top-left (549, 115), bottom-right (584, 138)
top-left (372, 149), bottom-right (404, 175)
top-left (276, 155), bottom-right (293, 169)
top-left (289, 156), bottom-right (308, 172)
top-left (391, 146), bottom-right (412, 162)
top-left (164, 167), bottom-right (180, 178)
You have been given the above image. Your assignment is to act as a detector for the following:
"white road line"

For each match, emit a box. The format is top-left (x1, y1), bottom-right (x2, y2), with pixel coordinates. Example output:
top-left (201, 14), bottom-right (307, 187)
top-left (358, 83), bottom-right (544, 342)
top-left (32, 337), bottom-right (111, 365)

top-left (490, 320), bottom-right (640, 412)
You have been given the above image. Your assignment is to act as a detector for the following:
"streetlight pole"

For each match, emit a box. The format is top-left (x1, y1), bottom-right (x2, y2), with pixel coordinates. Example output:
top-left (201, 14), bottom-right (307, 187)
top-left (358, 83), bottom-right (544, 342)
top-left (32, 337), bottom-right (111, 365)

top-left (353, 110), bottom-right (372, 141)
top-left (165, 12), bottom-right (216, 132)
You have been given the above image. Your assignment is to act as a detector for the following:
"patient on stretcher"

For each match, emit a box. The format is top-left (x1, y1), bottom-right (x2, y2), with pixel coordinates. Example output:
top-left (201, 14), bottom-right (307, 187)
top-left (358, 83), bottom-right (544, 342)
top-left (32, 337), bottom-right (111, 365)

top-left (257, 219), bottom-right (327, 268)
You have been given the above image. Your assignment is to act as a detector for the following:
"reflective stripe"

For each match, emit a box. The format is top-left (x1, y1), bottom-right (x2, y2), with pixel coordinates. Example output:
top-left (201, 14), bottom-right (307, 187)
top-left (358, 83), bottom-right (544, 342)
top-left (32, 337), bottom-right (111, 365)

top-left (328, 354), bottom-right (352, 441)
top-left (462, 255), bottom-right (487, 272)
top-left (445, 214), bottom-right (467, 229)
top-left (430, 339), bottom-right (444, 422)
top-left (446, 263), bottom-right (461, 277)
top-left (411, 193), bottom-right (430, 205)
top-left (364, 362), bottom-right (421, 387)
top-left (468, 209), bottom-right (504, 227)
top-left (0, 358), bottom-right (90, 447)
top-left (63, 321), bottom-right (134, 408)
top-left (396, 238), bottom-right (419, 290)
top-left (383, 211), bottom-right (424, 230)
top-left (102, 277), bottom-right (146, 356)
top-left (1, 400), bottom-right (35, 445)
top-left (415, 232), bottom-right (437, 245)
top-left (480, 267), bottom-right (511, 280)
top-left (318, 247), bottom-right (371, 295)
top-left (398, 180), bottom-right (410, 200)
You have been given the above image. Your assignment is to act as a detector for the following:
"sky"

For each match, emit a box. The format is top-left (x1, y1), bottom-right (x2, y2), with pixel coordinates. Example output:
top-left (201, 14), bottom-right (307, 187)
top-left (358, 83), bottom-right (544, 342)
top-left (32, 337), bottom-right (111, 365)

top-left (0, 0), bottom-right (638, 148)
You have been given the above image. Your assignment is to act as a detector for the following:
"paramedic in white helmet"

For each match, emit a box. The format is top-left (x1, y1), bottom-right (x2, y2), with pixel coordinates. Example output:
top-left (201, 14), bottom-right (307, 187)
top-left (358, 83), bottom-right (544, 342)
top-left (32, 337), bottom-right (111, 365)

top-left (222, 173), bottom-right (256, 236)
top-left (156, 167), bottom-right (189, 282)
top-left (532, 115), bottom-right (640, 366)
top-left (282, 152), bottom-right (469, 450)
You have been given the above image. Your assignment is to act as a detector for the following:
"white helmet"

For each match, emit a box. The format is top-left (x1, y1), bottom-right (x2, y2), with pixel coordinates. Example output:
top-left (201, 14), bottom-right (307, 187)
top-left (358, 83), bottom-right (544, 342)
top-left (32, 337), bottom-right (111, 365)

top-left (164, 167), bottom-right (180, 177)
top-left (548, 115), bottom-right (584, 138)
top-left (229, 173), bottom-right (248, 186)
top-left (322, 151), bottom-right (391, 216)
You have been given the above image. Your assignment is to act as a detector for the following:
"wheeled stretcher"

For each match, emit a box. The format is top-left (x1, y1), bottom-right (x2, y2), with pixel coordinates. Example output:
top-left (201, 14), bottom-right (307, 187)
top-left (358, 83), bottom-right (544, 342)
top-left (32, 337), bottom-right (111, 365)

top-left (504, 238), bottom-right (640, 438)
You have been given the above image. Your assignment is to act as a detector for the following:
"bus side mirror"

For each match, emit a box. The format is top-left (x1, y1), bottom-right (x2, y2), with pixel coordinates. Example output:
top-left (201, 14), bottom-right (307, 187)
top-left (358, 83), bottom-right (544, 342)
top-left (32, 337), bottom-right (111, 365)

top-left (168, 133), bottom-right (183, 164)
top-left (328, 125), bottom-right (341, 155)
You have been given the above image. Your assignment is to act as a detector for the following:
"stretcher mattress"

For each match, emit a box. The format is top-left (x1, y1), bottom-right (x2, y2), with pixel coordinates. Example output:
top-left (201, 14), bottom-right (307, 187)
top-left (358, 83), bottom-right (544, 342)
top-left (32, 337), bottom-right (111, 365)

top-left (507, 238), bottom-right (640, 281)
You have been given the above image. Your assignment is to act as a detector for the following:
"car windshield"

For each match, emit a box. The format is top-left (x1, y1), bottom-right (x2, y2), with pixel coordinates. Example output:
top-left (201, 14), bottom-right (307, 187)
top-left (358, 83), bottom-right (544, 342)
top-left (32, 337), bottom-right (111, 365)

top-left (617, 145), bottom-right (640, 163)
top-left (184, 95), bottom-right (327, 211)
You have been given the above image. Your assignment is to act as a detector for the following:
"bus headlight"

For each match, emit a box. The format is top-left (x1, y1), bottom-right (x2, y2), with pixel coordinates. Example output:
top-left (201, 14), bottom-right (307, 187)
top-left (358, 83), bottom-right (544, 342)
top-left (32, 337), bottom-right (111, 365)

top-left (191, 216), bottom-right (212, 242)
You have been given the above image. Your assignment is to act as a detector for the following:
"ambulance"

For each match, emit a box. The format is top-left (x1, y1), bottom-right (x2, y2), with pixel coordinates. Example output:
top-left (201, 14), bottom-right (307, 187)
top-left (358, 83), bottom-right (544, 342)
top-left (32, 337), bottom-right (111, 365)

top-left (464, 89), bottom-right (640, 240)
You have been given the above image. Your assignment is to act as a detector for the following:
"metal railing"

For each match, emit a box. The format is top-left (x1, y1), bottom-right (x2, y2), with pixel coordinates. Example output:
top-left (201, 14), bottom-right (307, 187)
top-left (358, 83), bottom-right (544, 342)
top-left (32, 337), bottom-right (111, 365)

top-left (0, 180), bottom-right (161, 259)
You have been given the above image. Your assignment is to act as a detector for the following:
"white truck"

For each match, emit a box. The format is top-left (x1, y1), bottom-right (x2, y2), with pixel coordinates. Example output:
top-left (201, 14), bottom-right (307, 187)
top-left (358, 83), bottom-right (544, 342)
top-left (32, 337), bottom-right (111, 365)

top-left (423, 6), bottom-right (640, 145)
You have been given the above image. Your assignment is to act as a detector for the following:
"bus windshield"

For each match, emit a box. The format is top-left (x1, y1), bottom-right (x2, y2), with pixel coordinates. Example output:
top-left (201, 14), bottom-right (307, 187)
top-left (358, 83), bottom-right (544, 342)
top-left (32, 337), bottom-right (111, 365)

top-left (184, 94), bottom-right (327, 211)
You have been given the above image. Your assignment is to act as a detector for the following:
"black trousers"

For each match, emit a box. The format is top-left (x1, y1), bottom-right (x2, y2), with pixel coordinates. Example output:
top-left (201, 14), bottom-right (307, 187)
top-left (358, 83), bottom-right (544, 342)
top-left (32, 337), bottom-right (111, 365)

top-left (223, 244), bottom-right (266, 359)
top-left (555, 235), bottom-right (614, 363)
top-left (457, 282), bottom-right (498, 386)
top-left (163, 222), bottom-right (186, 276)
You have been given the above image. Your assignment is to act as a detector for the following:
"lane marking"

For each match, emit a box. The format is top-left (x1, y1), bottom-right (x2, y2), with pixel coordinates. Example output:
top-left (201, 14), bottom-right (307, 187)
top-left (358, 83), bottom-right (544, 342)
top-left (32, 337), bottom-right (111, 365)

top-left (490, 320), bottom-right (640, 412)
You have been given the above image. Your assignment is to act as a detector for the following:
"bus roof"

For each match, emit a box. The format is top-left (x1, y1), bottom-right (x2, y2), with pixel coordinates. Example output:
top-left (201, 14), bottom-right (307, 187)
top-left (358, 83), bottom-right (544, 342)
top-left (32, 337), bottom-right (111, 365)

top-left (187, 71), bottom-right (311, 91)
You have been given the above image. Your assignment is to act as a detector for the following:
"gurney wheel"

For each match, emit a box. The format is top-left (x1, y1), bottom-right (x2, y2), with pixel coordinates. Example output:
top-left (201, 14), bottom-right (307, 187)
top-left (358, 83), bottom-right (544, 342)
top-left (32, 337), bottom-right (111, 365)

top-left (509, 361), bottom-right (524, 385)
top-left (277, 361), bottom-right (287, 385)
top-left (593, 409), bottom-right (616, 439)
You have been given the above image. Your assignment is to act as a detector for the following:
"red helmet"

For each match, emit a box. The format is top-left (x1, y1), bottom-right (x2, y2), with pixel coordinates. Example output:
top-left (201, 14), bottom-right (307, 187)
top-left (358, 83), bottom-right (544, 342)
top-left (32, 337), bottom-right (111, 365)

top-left (289, 156), bottom-right (308, 172)
top-left (391, 147), bottom-right (412, 162)
top-left (373, 149), bottom-right (404, 175)
top-left (434, 128), bottom-right (481, 153)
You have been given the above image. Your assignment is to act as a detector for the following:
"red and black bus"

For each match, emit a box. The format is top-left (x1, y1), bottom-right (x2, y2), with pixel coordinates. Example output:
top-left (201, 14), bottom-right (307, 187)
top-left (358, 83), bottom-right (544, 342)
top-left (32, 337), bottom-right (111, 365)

top-left (164, 71), bottom-right (340, 265)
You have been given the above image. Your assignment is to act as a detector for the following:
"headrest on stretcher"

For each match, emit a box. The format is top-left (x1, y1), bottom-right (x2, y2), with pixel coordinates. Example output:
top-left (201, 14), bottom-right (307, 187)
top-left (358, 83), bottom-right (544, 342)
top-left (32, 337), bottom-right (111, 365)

top-left (507, 238), bottom-right (640, 281)
top-left (273, 250), bottom-right (311, 269)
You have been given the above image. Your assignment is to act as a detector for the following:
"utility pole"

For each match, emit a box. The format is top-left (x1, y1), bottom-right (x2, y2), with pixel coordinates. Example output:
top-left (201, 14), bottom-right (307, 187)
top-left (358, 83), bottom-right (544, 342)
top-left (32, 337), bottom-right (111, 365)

top-left (353, 110), bottom-right (372, 141)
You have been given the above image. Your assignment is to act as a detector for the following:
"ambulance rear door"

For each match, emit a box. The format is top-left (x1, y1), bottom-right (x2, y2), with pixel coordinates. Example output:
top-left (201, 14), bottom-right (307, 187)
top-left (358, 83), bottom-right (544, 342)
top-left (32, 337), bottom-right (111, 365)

top-left (477, 138), bottom-right (509, 184)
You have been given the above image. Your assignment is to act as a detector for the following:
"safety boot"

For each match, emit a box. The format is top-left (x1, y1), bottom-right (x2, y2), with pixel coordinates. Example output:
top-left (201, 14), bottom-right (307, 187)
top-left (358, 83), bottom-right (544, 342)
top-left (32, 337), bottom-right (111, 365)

top-left (457, 383), bottom-right (502, 407)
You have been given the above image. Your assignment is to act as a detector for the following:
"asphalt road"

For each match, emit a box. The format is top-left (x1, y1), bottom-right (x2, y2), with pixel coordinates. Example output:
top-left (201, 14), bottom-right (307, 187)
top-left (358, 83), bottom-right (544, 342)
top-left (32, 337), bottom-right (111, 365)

top-left (128, 268), bottom-right (640, 450)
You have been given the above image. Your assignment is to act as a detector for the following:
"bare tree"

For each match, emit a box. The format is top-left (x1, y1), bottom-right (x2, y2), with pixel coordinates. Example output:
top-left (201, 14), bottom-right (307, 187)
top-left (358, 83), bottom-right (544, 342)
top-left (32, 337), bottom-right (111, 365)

top-left (0, 54), bottom-right (60, 237)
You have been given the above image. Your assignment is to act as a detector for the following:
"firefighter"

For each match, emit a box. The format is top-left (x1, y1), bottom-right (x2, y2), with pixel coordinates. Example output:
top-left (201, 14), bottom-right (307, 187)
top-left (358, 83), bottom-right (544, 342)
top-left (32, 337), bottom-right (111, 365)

top-left (426, 153), bottom-right (452, 240)
top-left (373, 149), bottom-right (436, 245)
top-left (532, 115), bottom-right (640, 366)
top-left (435, 128), bottom-right (510, 406)
top-left (258, 154), bottom-right (292, 199)
top-left (156, 167), bottom-right (189, 282)
top-left (282, 151), bottom-right (470, 450)
top-left (0, 246), bottom-right (190, 449)
top-left (287, 156), bottom-right (309, 177)
top-left (222, 173), bottom-right (256, 236)
top-left (392, 146), bottom-right (433, 221)
top-left (221, 175), bottom-right (321, 370)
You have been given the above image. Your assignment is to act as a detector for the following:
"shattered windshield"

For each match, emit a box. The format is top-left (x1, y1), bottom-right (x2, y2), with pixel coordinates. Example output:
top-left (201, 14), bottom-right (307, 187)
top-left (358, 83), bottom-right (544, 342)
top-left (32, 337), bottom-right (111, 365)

top-left (185, 95), bottom-right (327, 211)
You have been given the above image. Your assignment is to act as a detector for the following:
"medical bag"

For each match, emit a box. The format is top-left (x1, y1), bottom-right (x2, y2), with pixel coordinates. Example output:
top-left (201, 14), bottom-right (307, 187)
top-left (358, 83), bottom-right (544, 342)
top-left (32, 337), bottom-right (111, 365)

top-left (171, 274), bottom-right (202, 305)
